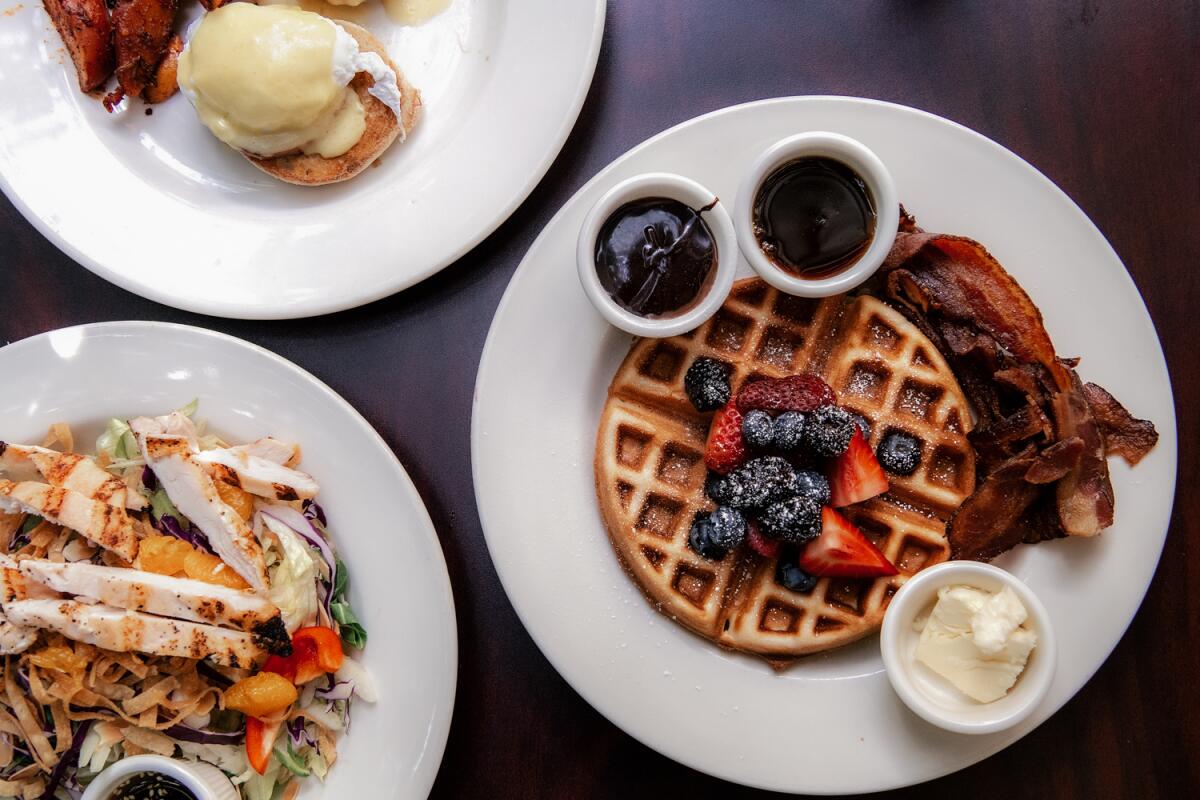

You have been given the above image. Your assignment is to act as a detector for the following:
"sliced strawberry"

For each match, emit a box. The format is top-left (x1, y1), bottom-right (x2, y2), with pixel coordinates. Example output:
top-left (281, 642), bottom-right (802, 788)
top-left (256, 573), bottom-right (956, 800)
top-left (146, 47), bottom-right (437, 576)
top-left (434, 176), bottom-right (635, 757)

top-left (799, 507), bottom-right (898, 577)
top-left (704, 400), bottom-right (746, 474)
top-left (828, 430), bottom-right (888, 507)
top-left (736, 374), bottom-right (836, 414)
top-left (744, 520), bottom-right (780, 559)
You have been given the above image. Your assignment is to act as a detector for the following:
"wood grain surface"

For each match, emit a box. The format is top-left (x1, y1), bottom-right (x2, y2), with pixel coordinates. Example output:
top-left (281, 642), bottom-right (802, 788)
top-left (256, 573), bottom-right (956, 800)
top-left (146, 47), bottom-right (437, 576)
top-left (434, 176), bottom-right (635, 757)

top-left (1, 1), bottom-right (1197, 797)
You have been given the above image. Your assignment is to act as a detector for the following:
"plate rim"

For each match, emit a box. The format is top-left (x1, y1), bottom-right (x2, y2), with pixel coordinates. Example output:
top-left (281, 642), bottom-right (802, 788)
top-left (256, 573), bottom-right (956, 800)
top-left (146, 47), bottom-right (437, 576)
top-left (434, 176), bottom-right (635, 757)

top-left (0, 0), bottom-right (606, 320)
top-left (470, 95), bottom-right (1178, 793)
top-left (1, 319), bottom-right (460, 796)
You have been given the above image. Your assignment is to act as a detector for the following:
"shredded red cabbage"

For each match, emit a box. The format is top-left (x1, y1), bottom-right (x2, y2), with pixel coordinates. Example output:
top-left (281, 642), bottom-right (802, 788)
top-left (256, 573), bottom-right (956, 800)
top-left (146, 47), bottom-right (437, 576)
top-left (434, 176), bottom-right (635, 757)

top-left (287, 718), bottom-right (317, 750)
top-left (140, 465), bottom-right (157, 491)
top-left (163, 723), bottom-right (244, 745)
top-left (155, 515), bottom-right (214, 555)
top-left (302, 499), bottom-right (327, 528)
top-left (39, 720), bottom-right (91, 800)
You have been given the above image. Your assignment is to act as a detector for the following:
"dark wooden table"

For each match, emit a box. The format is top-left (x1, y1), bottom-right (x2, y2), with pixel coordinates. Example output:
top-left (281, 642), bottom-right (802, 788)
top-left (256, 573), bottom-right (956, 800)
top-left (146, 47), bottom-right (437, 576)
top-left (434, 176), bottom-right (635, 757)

top-left (2, 1), bottom-right (1197, 796)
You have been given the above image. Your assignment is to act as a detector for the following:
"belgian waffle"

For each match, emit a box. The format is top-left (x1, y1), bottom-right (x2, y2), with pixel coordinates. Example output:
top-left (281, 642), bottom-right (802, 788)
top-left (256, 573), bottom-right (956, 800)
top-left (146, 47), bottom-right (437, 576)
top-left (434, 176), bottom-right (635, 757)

top-left (594, 279), bottom-right (976, 661)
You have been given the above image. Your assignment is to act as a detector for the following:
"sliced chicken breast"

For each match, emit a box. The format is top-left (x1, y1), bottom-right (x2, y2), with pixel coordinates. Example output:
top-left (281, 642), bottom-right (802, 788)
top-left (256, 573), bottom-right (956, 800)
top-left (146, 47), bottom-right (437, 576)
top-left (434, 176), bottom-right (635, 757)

top-left (129, 412), bottom-right (198, 449)
top-left (133, 435), bottom-right (268, 591)
top-left (0, 480), bottom-right (139, 562)
top-left (2, 599), bottom-right (273, 667)
top-left (18, 560), bottom-right (285, 639)
top-left (196, 448), bottom-right (318, 501)
top-left (0, 555), bottom-right (54, 655)
top-left (0, 444), bottom-right (146, 510)
top-left (229, 438), bottom-right (301, 467)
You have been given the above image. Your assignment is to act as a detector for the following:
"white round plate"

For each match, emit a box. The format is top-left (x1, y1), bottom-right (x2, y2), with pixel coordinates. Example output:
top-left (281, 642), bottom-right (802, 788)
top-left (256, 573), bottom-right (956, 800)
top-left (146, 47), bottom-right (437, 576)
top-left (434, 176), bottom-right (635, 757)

top-left (0, 0), bottom-right (604, 319)
top-left (472, 97), bottom-right (1177, 793)
top-left (0, 322), bottom-right (457, 798)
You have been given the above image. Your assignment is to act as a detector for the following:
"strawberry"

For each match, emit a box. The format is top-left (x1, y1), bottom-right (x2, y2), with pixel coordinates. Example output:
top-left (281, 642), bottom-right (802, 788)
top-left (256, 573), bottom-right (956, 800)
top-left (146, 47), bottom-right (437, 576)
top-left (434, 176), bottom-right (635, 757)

top-left (828, 430), bottom-right (888, 507)
top-left (744, 520), bottom-right (780, 559)
top-left (704, 400), bottom-right (746, 474)
top-left (736, 374), bottom-right (836, 414)
top-left (799, 507), bottom-right (898, 577)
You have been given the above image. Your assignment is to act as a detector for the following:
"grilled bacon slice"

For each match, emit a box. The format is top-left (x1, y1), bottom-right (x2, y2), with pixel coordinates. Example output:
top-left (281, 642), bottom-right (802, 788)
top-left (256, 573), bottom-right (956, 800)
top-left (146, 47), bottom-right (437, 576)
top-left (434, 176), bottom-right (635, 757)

top-left (43, 0), bottom-right (115, 92)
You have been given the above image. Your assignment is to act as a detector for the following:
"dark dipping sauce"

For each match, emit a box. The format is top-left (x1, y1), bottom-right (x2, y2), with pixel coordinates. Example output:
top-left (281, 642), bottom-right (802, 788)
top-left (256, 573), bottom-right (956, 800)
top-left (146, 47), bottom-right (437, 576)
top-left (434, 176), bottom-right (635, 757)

top-left (111, 773), bottom-right (197, 800)
top-left (752, 157), bottom-right (876, 278)
top-left (594, 197), bottom-right (717, 318)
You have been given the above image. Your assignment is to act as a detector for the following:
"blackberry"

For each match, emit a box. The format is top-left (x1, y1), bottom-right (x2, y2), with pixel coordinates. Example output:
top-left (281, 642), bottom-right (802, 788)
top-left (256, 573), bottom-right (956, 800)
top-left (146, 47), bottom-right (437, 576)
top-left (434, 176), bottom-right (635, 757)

top-left (708, 506), bottom-right (747, 550)
top-left (684, 357), bottom-right (731, 412)
top-left (688, 512), bottom-right (729, 560)
top-left (772, 411), bottom-right (806, 451)
top-left (877, 431), bottom-right (923, 476)
top-left (741, 410), bottom-right (775, 449)
top-left (804, 406), bottom-right (856, 457)
top-left (760, 495), bottom-right (822, 543)
top-left (776, 558), bottom-right (819, 593)
top-left (729, 456), bottom-right (798, 509)
top-left (792, 469), bottom-right (832, 506)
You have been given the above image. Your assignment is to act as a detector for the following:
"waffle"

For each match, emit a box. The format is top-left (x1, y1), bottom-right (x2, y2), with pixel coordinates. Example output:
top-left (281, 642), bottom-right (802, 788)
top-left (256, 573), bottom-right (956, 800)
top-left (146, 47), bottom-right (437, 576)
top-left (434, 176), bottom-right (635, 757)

top-left (594, 279), bottom-right (976, 662)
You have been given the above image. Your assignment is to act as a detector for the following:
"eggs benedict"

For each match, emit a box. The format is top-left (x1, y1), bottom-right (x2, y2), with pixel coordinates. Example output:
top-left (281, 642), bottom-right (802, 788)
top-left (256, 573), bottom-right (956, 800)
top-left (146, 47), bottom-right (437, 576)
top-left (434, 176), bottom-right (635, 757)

top-left (177, 3), bottom-right (421, 185)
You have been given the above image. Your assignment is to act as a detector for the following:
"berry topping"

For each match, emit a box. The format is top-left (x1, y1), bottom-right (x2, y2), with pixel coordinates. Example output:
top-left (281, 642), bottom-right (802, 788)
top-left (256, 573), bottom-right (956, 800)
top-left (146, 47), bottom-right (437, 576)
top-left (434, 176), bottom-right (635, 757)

top-left (688, 512), bottom-right (728, 560)
top-left (736, 374), bottom-right (836, 414)
top-left (771, 411), bottom-right (806, 451)
top-left (684, 357), bottom-right (731, 412)
top-left (728, 456), bottom-right (798, 509)
top-left (876, 431), bottom-right (922, 476)
top-left (798, 507), bottom-right (898, 577)
top-left (828, 429), bottom-right (889, 507)
top-left (745, 520), bottom-right (781, 559)
top-left (793, 469), bottom-right (832, 506)
top-left (704, 472), bottom-right (739, 506)
top-left (741, 410), bottom-right (775, 449)
top-left (803, 405), bottom-right (856, 457)
top-left (704, 400), bottom-right (746, 474)
top-left (776, 557), bottom-right (819, 593)
top-left (709, 506), bottom-right (747, 548)
top-left (848, 411), bottom-right (872, 441)
top-left (760, 495), bottom-right (823, 543)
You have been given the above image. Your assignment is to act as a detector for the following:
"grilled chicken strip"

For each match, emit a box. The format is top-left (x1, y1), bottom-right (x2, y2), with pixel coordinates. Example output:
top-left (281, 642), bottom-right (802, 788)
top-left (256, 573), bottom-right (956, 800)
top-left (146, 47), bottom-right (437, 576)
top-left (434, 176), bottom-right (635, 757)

top-left (132, 431), bottom-right (268, 591)
top-left (229, 438), bottom-right (302, 468)
top-left (1, 444), bottom-right (146, 511)
top-left (43, 0), bottom-right (116, 92)
top-left (18, 560), bottom-right (285, 643)
top-left (0, 555), bottom-right (53, 655)
top-left (1, 598), bottom-right (274, 667)
top-left (196, 448), bottom-right (318, 502)
top-left (0, 480), bottom-right (139, 562)
top-left (112, 0), bottom-right (179, 99)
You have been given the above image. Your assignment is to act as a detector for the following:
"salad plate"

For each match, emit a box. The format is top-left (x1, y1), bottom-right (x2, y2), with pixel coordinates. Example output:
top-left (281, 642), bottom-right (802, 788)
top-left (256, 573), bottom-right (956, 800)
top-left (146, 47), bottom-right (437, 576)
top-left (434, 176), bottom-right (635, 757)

top-left (0, 321), bottom-right (456, 797)
top-left (0, 0), bottom-right (605, 319)
top-left (472, 97), bottom-right (1177, 793)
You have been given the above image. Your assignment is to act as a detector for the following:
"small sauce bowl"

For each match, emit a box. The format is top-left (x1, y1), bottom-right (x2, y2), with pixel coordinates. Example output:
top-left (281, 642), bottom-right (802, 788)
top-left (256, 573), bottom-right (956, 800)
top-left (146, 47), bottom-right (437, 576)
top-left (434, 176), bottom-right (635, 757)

top-left (81, 754), bottom-right (239, 800)
top-left (734, 131), bottom-right (898, 297)
top-left (577, 172), bottom-right (738, 338)
top-left (879, 561), bottom-right (1057, 735)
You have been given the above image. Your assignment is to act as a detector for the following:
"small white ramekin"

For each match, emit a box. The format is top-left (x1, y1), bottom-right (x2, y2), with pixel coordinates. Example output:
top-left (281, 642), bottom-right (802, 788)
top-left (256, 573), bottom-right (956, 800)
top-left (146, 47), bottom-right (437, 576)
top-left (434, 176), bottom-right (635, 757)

top-left (577, 172), bottom-right (738, 337)
top-left (734, 131), bottom-right (899, 297)
top-left (81, 754), bottom-right (239, 800)
top-left (879, 561), bottom-right (1056, 735)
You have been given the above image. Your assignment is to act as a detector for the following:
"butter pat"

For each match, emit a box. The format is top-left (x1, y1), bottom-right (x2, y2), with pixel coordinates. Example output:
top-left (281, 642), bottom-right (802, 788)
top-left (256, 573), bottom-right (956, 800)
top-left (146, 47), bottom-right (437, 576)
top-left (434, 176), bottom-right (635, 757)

top-left (915, 584), bottom-right (1037, 704)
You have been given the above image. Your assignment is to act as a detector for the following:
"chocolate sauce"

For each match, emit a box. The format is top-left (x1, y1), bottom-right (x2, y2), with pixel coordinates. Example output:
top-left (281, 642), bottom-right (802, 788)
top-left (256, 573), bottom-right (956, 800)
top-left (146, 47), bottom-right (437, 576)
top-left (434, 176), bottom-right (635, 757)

top-left (752, 157), bottom-right (876, 278)
top-left (594, 197), bottom-right (717, 318)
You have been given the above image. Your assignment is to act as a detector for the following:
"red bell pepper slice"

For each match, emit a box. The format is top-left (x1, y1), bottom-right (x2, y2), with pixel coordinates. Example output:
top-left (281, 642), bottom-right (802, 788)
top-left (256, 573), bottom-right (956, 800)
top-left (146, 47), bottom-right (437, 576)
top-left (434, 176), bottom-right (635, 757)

top-left (245, 716), bottom-right (281, 775)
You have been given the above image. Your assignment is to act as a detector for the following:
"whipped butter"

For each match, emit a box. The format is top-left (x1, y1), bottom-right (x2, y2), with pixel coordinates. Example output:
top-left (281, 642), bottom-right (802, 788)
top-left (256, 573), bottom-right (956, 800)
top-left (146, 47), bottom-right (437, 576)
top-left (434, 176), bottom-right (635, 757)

top-left (914, 584), bottom-right (1037, 703)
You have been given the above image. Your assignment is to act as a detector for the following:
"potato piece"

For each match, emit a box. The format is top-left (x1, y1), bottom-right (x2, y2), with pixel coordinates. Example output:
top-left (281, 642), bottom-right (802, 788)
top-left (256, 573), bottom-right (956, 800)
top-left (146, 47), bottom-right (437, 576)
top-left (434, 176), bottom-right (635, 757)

top-left (42, 0), bottom-right (115, 93)
top-left (142, 34), bottom-right (182, 105)
top-left (184, 549), bottom-right (250, 590)
top-left (112, 0), bottom-right (178, 98)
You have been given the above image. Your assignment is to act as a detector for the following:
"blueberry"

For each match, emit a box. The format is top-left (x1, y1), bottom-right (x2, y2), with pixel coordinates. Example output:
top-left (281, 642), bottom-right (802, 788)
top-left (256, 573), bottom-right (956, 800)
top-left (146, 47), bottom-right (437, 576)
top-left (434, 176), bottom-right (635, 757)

top-left (792, 469), bottom-right (831, 506)
top-left (760, 495), bottom-right (822, 543)
top-left (877, 431), bottom-right (923, 475)
top-left (708, 506), bottom-right (747, 550)
top-left (776, 558), bottom-right (819, 593)
top-left (728, 456), bottom-right (798, 509)
top-left (684, 357), bottom-right (731, 412)
top-left (772, 411), bottom-right (806, 450)
top-left (705, 472), bottom-right (738, 506)
top-left (848, 412), bottom-right (872, 441)
top-left (804, 406), bottom-right (856, 457)
top-left (688, 513), bottom-right (729, 560)
top-left (741, 410), bottom-right (775, 449)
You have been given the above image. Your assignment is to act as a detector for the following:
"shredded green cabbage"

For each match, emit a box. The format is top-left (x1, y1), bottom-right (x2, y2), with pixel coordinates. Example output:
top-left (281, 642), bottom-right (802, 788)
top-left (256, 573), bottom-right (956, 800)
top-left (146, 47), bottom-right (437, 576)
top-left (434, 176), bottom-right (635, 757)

top-left (331, 557), bottom-right (367, 649)
top-left (95, 418), bottom-right (138, 462)
top-left (274, 742), bottom-right (310, 778)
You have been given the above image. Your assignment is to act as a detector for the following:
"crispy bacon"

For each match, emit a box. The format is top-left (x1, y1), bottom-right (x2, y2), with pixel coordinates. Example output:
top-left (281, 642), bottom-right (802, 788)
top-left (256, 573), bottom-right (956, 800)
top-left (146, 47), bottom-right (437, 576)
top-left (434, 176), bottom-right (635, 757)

top-left (1083, 381), bottom-right (1159, 466)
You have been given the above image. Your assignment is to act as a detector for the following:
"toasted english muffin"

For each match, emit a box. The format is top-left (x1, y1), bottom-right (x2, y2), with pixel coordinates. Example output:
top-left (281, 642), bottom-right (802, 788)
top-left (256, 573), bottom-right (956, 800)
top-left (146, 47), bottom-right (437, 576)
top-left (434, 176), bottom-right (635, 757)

top-left (247, 22), bottom-right (422, 186)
